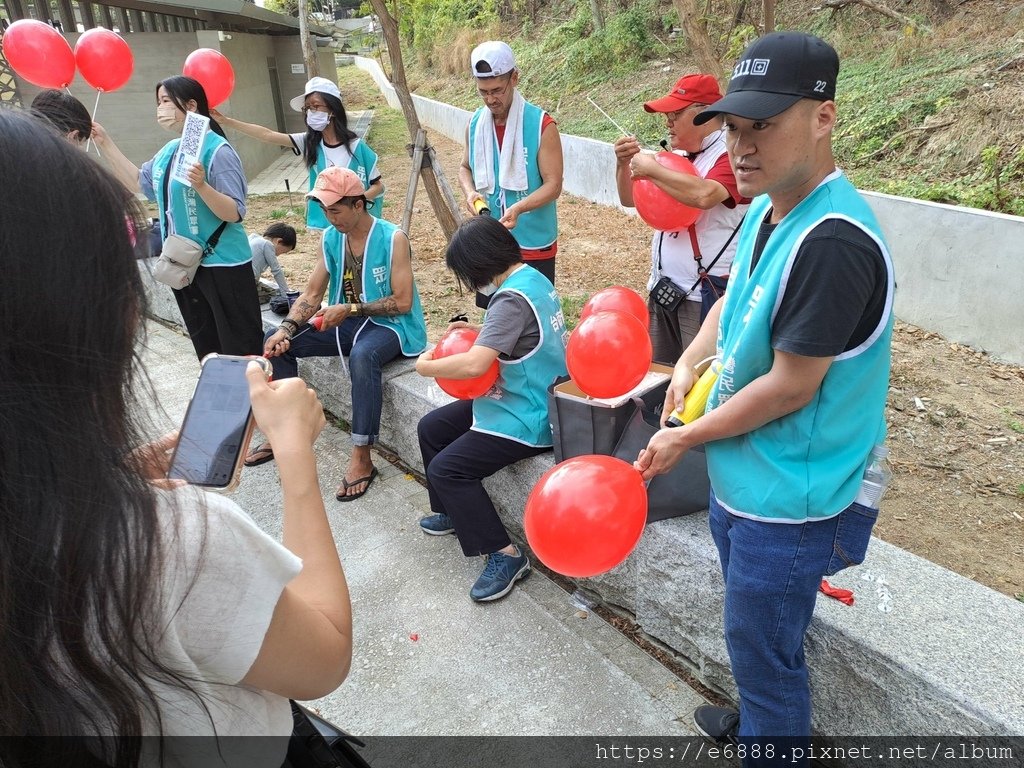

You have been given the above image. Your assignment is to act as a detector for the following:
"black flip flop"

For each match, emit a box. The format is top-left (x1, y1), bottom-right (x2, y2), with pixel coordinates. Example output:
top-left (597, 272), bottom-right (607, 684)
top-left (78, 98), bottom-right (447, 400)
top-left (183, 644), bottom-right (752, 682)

top-left (243, 443), bottom-right (275, 467)
top-left (336, 467), bottom-right (379, 502)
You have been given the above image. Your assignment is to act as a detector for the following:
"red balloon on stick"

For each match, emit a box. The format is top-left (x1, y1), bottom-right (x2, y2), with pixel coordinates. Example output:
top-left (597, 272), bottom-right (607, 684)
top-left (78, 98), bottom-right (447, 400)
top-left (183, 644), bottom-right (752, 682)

top-left (75, 28), bottom-right (134, 92)
top-left (3, 19), bottom-right (75, 89)
top-left (632, 152), bottom-right (702, 232)
top-left (566, 310), bottom-right (652, 399)
top-left (432, 326), bottom-right (499, 400)
top-left (183, 49), bottom-right (235, 108)
top-left (580, 285), bottom-right (649, 330)
top-left (525, 454), bottom-right (647, 578)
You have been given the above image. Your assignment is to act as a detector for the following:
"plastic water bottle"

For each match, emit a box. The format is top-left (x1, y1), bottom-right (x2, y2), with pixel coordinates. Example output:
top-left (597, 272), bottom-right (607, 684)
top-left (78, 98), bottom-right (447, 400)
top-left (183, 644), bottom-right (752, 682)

top-left (854, 445), bottom-right (892, 509)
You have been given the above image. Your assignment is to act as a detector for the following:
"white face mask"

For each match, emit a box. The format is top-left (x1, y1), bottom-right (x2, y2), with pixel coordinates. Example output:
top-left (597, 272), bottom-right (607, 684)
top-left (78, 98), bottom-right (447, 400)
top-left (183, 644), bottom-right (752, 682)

top-left (306, 111), bottom-right (330, 131)
top-left (477, 282), bottom-right (498, 297)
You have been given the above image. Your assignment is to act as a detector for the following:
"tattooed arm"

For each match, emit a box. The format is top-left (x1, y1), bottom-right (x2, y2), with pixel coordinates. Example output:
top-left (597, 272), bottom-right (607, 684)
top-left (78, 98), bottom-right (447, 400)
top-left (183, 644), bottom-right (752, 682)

top-left (264, 254), bottom-right (331, 358)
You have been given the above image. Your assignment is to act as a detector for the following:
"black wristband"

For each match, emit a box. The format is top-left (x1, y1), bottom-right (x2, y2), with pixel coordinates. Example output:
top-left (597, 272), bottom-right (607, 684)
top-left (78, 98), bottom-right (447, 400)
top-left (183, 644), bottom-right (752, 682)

top-left (280, 318), bottom-right (299, 331)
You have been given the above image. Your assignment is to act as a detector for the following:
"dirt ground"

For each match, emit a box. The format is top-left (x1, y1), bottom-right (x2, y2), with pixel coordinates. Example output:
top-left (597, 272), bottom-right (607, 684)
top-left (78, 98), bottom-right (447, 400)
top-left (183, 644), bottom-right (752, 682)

top-left (246, 129), bottom-right (1024, 601)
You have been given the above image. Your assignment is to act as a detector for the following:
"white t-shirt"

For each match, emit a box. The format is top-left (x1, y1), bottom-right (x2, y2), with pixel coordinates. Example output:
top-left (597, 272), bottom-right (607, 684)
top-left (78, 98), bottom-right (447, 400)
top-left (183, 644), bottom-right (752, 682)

top-left (289, 133), bottom-right (380, 182)
top-left (141, 487), bottom-right (302, 765)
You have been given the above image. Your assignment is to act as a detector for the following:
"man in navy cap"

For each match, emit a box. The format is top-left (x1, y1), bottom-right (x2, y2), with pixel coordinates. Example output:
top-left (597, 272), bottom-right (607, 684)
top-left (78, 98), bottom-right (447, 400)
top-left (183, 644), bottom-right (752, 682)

top-left (636, 32), bottom-right (895, 764)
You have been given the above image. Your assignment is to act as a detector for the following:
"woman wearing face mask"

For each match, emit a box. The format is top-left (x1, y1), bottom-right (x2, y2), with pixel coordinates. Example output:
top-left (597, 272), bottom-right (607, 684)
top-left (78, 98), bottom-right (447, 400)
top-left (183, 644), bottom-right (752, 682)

top-left (211, 77), bottom-right (384, 230)
top-left (93, 75), bottom-right (264, 360)
top-left (414, 216), bottom-right (568, 603)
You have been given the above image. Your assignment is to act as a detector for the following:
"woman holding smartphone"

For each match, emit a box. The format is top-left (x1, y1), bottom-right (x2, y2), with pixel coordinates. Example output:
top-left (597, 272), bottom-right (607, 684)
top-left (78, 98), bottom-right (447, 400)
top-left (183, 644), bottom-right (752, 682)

top-left (213, 76), bottom-right (384, 229)
top-left (93, 75), bottom-right (264, 360)
top-left (0, 109), bottom-right (351, 768)
top-left (415, 216), bottom-right (568, 602)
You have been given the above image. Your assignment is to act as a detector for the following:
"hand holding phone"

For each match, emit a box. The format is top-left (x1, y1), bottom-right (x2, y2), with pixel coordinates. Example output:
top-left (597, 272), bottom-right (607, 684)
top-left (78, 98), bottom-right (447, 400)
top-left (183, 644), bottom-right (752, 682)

top-left (167, 355), bottom-right (272, 492)
top-left (246, 361), bottom-right (326, 456)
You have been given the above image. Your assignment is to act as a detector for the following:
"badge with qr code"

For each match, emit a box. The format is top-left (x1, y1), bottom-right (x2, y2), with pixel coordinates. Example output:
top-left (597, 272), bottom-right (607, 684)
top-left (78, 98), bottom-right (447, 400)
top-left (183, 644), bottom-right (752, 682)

top-left (171, 111), bottom-right (210, 188)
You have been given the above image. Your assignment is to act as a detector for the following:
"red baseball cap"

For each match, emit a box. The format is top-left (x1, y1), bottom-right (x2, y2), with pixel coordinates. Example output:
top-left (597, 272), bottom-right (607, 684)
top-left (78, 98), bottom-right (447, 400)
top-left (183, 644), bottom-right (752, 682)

top-left (644, 74), bottom-right (723, 113)
top-left (305, 167), bottom-right (365, 207)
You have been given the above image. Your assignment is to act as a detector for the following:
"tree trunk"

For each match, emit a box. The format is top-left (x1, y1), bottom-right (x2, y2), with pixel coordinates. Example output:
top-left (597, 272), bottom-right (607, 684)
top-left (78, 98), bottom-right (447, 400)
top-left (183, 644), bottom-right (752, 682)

top-left (762, 0), bottom-right (775, 33)
top-left (367, 0), bottom-right (459, 239)
top-left (673, 0), bottom-right (724, 79)
top-left (589, 0), bottom-right (605, 31)
top-left (298, 0), bottom-right (320, 78)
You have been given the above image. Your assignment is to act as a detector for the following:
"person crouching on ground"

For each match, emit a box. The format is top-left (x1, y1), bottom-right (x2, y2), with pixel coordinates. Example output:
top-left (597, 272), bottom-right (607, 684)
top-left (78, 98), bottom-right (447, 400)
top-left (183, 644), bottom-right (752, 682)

top-left (248, 167), bottom-right (428, 502)
top-left (415, 216), bottom-right (568, 602)
top-left (250, 222), bottom-right (296, 297)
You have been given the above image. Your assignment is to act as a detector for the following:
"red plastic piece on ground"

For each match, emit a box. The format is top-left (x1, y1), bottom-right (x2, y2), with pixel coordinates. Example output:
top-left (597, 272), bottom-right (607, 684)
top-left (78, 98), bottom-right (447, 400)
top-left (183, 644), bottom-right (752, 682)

top-left (819, 579), bottom-right (855, 606)
top-left (409, 633), bottom-right (419, 642)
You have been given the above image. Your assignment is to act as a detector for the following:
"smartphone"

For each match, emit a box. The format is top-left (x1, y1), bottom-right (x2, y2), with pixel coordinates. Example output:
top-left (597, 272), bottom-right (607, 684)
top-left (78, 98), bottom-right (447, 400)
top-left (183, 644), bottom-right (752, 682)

top-left (167, 354), bottom-right (272, 492)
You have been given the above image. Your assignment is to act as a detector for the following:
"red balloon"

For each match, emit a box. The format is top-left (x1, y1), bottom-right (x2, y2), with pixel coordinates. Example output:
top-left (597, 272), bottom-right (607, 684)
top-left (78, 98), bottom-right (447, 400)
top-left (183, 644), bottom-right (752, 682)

top-left (566, 310), bottom-right (652, 399)
top-left (3, 19), bottom-right (75, 89)
top-left (75, 28), bottom-right (133, 92)
top-left (183, 49), bottom-right (235, 108)
top-left (632, 152), bottom-right (701, 232)
top-left (525, 454), bottom-right (647, 577)
top-left (433, 327), bottom-right (499, 400)
top-left (580, 285), bottom-right (649, 330)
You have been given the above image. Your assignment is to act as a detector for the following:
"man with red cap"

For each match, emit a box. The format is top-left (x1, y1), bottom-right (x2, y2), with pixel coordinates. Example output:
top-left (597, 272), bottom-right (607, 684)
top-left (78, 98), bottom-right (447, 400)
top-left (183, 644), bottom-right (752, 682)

top-left (249, 167), bottom-right (427, 502)
top-left (614, 73), bottom-right (748, 363)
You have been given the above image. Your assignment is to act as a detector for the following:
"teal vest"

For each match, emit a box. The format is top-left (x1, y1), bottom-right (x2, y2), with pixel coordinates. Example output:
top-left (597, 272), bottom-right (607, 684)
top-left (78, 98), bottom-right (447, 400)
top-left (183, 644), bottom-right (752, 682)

top-left (472, 266), bottom-right (568, 446)
top-left (152, 134), bottom-right (249, 267)
top-left (468, 101), bottom-right (557, 249)
top-left (306, 139), bottom-right (380, 229)
top-left (706, 171), bottom-right (894, 522)
top-left (323, 217), bottom-right (427, 356)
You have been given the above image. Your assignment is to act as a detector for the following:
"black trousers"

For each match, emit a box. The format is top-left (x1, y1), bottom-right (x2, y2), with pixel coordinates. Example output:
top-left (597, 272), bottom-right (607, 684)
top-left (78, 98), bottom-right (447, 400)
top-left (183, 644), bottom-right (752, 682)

top-left (417, 399), bottom-right (548, 557)
top-left (173, 262), bottom-right (264, 360)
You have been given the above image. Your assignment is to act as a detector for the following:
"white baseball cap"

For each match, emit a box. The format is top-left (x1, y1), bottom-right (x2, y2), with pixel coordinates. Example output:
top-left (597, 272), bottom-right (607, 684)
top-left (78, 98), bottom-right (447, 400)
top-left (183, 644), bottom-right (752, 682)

top-left (289, 76), bottom-right (342, 112)
top-left (470, 41), bottom-right (516, 79)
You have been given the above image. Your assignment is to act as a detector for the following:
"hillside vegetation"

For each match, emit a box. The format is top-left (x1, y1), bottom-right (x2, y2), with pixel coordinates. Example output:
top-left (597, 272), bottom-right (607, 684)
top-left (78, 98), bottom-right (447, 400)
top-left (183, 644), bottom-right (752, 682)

top-left (378, 0), bottom-right (1024, 215)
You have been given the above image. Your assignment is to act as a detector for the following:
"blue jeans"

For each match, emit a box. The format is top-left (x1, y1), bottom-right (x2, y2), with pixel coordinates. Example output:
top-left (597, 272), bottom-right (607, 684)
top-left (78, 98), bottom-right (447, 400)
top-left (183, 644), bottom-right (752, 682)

top-left (266, 318), bottom-right (402, 445)
top-left (709, 492), bottom-right (846, 767)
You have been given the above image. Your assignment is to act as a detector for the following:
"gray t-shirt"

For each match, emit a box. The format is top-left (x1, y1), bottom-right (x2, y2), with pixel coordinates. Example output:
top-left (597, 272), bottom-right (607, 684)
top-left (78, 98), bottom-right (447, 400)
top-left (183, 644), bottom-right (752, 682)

top-left (141, 141), bottom-right (248, 227)
top-left (248, 233), bottom-right (290, 294)
top-left (476, 290), bottom-right (540, 360)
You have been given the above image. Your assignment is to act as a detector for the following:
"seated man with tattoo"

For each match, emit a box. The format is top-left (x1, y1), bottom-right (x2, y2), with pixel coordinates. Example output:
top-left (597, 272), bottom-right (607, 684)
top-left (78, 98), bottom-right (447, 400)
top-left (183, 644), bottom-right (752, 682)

top-left (246, 167), bottom-right (428, 502)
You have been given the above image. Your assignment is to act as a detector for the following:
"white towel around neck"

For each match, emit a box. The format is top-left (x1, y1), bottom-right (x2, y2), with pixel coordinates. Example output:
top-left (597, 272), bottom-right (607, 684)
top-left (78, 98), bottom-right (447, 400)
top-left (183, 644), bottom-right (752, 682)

top-left (471, 89), bottom-right (529, 196)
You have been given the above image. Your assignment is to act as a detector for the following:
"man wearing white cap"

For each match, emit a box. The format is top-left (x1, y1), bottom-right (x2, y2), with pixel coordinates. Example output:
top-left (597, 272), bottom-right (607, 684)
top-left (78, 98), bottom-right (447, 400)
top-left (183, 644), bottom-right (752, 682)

top-left (213, 77), bottom-right (383, 230)
top-left (459, 41), bottom-right (563, 295)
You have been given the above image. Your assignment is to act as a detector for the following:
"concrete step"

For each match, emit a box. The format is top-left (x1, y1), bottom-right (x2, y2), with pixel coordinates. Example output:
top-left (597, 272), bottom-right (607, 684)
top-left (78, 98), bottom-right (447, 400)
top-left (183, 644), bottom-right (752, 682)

top-left (138, 321), bottom-right (706, 736)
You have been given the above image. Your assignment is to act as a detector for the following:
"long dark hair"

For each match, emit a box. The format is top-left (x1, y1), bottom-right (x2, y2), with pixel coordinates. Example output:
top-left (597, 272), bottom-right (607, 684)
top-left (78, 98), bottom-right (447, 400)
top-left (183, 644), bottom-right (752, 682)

top-left (302, 90), bottom-right (357, 169)
top-left (0, 109), bottom-right (196, 767)
top-left (445, 216), bottom-right (523, 292)
top-left (157, 75), bottom-right (226, 138)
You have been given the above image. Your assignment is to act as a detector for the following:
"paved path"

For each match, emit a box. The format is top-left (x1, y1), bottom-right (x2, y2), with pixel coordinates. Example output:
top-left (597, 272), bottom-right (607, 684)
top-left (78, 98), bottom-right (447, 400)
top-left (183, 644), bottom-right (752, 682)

top-left (138, 321), bottom-right (706, 738)
top-left (247, 110), bottom-right (373, 196)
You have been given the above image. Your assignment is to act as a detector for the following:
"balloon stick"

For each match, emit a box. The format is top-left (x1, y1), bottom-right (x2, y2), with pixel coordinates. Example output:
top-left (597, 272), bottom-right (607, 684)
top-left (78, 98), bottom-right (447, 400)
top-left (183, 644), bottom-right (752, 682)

top-left (85, 90), bottom-right (102, 157)
top-left (586, 96), bottom-right (631, 138)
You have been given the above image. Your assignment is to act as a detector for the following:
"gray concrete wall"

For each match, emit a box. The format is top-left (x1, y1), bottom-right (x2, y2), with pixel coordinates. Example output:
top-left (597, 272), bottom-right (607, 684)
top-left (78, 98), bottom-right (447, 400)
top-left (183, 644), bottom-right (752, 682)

top-left (352, 55), bottom-right (1024, 365)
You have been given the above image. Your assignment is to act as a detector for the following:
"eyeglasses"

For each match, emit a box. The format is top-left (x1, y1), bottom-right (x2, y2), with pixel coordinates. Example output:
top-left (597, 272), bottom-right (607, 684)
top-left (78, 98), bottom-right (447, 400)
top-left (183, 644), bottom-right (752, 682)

top-left (665, 104), bottom-right (707, 122)
top-left (477, 79), bottom-right (511, 100)
top-left (302, 105), bottom-right (331, 114)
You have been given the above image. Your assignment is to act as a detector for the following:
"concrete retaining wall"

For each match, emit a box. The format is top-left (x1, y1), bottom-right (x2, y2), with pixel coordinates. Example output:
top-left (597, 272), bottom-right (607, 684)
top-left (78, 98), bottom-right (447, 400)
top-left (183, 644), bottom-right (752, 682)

top-left (143, 269), bottom-right (1023, 737)
top-left (351, 57), bottom-right (1024, 365)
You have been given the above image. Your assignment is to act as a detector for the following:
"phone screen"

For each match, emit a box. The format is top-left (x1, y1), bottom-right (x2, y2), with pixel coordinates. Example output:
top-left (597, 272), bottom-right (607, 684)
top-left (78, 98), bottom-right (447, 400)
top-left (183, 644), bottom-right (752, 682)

top-left (168, 356), bottom-right (254, 488)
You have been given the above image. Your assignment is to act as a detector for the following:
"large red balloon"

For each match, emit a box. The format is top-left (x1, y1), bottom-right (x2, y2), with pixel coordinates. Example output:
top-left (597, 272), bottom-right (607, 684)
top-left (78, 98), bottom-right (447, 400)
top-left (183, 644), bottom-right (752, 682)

top-left (433, 326), bottom-right (499, 400)
top-left (75, 29), bottom-right (133, 92)
top-left (525, 454), bottom-right (647, 578)
top-left (3, 19), bottom-right (75, 89)
top-left (183, 49), bottom-right (235, 108)
top-left (566, 310), bottom-right (652, 399)
top-left (632, 152), bottom-right (701, 232)
top-left (580, 285), bottom-right (649, 330)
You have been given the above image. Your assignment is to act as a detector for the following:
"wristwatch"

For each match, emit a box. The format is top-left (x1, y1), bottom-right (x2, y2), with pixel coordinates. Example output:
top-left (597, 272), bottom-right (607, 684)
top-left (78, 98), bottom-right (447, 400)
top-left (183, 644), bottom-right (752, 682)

top-left (351, 303), bottom-right (362, 317)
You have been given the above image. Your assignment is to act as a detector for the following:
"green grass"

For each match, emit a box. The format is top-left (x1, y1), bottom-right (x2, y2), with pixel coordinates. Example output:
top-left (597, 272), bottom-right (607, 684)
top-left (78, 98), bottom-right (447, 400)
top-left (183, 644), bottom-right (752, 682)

top-left (269, 207), bottom-right (304, 219)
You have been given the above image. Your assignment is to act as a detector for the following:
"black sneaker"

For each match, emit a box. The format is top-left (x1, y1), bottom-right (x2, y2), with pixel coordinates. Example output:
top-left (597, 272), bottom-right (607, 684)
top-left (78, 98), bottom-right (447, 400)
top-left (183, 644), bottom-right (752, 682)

top-left (693, 705), bottom-right (740, 746)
